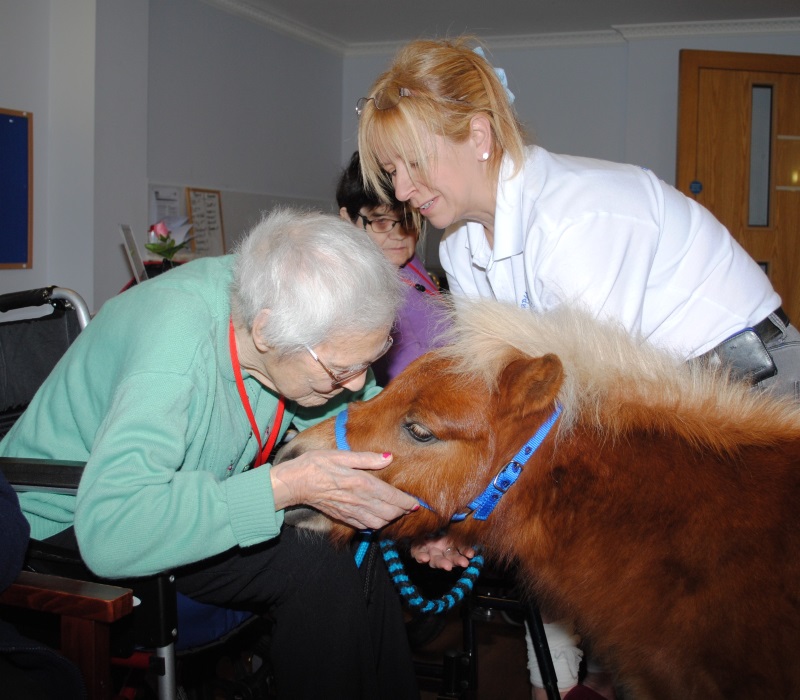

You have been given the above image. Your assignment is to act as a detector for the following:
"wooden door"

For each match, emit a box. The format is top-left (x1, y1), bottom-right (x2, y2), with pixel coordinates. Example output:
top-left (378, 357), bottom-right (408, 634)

top-left (677, 49), bottom-right (800, 321)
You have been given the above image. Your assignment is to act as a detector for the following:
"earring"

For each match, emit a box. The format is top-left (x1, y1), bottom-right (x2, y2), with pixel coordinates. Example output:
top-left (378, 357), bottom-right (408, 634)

top-left (481, 152), bottom-right (490, 161)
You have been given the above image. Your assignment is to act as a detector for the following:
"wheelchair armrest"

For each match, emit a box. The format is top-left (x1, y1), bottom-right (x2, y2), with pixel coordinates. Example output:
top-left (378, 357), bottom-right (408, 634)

top-left (0, 570), bottom-right (133, 624)
top-left (0, 457), bottom-right (245, 665)
top-left (0, 457), bottom-right (182, 650)
top-left (0, 456), bottom-right (84, 494)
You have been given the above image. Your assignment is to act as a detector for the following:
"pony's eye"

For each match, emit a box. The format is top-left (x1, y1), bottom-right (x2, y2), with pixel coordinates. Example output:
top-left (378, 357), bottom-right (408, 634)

top-left (404, 422), bottom-right (436, 443)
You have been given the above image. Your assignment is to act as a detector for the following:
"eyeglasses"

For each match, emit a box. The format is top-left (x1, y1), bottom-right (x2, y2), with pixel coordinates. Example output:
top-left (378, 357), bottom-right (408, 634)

top-left (356, 87), bottom-right (412, 116)
top-left (305, 336), bottom-right (394, 388)
top-left (356, 213), bottom-right (409, 234)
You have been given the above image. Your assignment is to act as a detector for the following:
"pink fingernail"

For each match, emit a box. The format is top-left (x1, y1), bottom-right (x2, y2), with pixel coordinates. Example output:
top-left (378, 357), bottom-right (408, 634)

top-left (411, 503), bottom-right (420, 512)
top-left (382, 452), bottom-right (392, 459)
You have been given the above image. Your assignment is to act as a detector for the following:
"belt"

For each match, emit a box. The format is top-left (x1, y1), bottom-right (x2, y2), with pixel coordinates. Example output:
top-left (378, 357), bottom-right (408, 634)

top-left (751, 306), bottom-right (790, 345)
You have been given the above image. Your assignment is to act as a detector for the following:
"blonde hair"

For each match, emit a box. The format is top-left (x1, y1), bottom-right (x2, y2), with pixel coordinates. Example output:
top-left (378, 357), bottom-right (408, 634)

top-left (357, 36), bottom-right (527, 201)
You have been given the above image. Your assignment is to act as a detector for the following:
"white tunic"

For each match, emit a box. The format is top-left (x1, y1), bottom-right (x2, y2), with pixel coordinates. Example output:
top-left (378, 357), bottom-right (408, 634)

top-left (440, 146), bottom-right (780, 359)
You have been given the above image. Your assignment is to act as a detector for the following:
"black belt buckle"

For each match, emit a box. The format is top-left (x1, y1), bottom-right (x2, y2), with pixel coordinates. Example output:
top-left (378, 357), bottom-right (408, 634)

top-left (711, 329), bottom-right (777, 384)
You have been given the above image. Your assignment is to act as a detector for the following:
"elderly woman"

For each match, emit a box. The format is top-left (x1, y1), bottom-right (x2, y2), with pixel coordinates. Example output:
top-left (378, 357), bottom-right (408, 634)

top-left (356, 36), bottom-right (800, 700)
top-left (0, 208), bottom-right (420, 699)
top-left (337, 151), bottom-right (445, 385)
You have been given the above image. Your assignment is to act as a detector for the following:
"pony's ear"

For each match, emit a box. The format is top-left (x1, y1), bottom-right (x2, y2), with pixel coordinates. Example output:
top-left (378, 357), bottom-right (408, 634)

top-left (496, 352), bottom-right (563, 422)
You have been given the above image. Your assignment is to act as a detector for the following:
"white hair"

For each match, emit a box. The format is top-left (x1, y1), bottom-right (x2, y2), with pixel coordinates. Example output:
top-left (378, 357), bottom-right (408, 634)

top-left (231, 208), bottom-right (404, 352)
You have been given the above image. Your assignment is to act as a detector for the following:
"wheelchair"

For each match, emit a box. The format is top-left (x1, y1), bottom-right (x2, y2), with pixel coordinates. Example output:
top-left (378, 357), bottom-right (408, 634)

top-left (0, 286), bottom-right (273, 700)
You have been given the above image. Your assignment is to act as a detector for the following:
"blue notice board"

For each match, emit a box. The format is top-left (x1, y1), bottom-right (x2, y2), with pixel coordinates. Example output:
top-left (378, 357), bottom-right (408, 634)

top-left (1, 108), bottom-right (33, 268)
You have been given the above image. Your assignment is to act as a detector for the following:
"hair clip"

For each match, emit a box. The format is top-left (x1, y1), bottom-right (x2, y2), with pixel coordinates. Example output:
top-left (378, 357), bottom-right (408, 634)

top-left (473, 47), bottom-right (516, 105)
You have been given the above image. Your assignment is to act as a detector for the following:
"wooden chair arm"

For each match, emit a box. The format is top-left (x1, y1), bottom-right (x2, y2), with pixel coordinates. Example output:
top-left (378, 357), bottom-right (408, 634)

top-left (1, 571), bottom-right (134, 700)
top-left (0, 570), bottom-right (133, 623)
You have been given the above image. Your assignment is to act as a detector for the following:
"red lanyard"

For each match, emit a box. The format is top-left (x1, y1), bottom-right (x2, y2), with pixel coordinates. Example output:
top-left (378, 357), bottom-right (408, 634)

top-left (228, 317), bottom-right (285, 468)
top-left (404, 261), bottom-right (440, 296)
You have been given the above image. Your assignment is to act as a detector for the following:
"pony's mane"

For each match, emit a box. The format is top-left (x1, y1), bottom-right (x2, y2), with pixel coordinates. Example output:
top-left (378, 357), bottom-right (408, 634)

top-left (435, 299), bottom-right (800, 450)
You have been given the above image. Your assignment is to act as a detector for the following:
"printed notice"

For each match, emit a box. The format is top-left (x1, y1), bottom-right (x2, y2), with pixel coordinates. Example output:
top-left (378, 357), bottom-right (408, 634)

top-left (186, 188), bottom-right (226, 257)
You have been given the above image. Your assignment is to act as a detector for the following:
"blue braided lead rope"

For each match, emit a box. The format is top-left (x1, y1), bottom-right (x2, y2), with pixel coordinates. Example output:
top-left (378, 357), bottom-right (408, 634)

top-left (353, 534), bottom-right (485, 614)
top-left (337, 409), bottom-right (484, 614)
top-left (353, 534), bottom-right (372, 568)
top-left (380, 539), bottom-right (485, 615)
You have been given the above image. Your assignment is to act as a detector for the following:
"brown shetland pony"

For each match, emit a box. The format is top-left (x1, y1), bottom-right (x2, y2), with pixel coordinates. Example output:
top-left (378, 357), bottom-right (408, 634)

top-left (278, 300), bottom-right (800, 699)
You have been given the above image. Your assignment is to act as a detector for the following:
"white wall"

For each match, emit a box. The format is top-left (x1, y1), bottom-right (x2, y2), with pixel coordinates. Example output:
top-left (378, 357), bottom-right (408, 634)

top-left (93, 0), bottom-right (150, 307)
top-left (342, 27), bottom-right (800, 274)
top-left (147, 0), bottom-right (342, 211)
top-left (343, 28), bottom-right (800, 182)
top-left (1, 0), bottom-right (96, 309)
top-left (2, 0), bottom-right (342, 312)
top-left (3, 3), bottom-right (799, 311)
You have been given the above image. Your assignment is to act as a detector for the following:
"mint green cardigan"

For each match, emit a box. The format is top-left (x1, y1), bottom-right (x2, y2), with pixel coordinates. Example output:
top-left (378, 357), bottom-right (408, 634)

top-left (0, 256), bottom-right (379, 578)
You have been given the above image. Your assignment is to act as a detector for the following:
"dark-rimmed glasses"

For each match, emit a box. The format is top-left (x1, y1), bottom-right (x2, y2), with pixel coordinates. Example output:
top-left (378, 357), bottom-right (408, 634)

top-left (356, 213), bottom-right (409, 234)
top-left (356, 87), bottom-right (412, 116)
top-left (306, 336), bottom-right (394, 388)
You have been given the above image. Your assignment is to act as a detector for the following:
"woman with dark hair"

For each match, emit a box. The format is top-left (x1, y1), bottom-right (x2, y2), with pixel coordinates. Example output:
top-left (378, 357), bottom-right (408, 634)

top-left (337, 151), bottom-right (446, 385)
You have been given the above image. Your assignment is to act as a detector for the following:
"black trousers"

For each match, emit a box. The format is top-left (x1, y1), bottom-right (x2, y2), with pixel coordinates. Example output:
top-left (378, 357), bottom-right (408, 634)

top-left (0, 621), bottom-right (86, 700)
top-left (42, 525), bottom-right (419, 700)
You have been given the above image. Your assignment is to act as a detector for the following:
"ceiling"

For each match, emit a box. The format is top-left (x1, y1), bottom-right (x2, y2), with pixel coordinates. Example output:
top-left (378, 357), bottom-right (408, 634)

top-left (204, 0), bottom-right (800, 52)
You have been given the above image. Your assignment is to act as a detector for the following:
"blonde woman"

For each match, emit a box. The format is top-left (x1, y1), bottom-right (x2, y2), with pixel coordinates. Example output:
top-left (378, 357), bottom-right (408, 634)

top-left (357, 35), bottom-right (800, 700)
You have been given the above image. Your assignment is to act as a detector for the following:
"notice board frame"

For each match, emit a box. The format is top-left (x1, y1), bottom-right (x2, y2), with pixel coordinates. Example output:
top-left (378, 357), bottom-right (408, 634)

top-left (0, 108), bottom-right (33, 269)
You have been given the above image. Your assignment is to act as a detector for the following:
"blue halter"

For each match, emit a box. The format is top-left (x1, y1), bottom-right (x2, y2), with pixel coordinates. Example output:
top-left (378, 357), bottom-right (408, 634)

top-left (450, 402), bottom-right (562, 522)
top-left (334, 401), bottom-right (561, 614)
top-left (335, 402), bottom-right (562, 523)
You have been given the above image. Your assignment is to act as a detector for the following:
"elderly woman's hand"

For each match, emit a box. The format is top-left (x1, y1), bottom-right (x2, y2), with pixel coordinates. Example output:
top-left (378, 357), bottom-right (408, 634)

top-left (270, 450), bottom-right (419, 531)
top-left (410, 535), bottom-right (475, 571)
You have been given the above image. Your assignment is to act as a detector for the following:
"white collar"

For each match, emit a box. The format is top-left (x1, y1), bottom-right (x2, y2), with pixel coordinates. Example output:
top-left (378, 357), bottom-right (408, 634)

top-left (455, 147), bottom-right (542, 268)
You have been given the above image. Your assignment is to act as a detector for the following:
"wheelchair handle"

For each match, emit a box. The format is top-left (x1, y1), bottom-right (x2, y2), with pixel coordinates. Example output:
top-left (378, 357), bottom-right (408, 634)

top-left (0, 286), bottom-right (58, 312)
top-left (0, 286), bottom-right (91, 329)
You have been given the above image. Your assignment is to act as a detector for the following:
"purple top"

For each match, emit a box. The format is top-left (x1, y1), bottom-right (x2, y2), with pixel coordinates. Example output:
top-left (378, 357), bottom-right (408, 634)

top-left (372, 255), bottom-right (448, 386)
